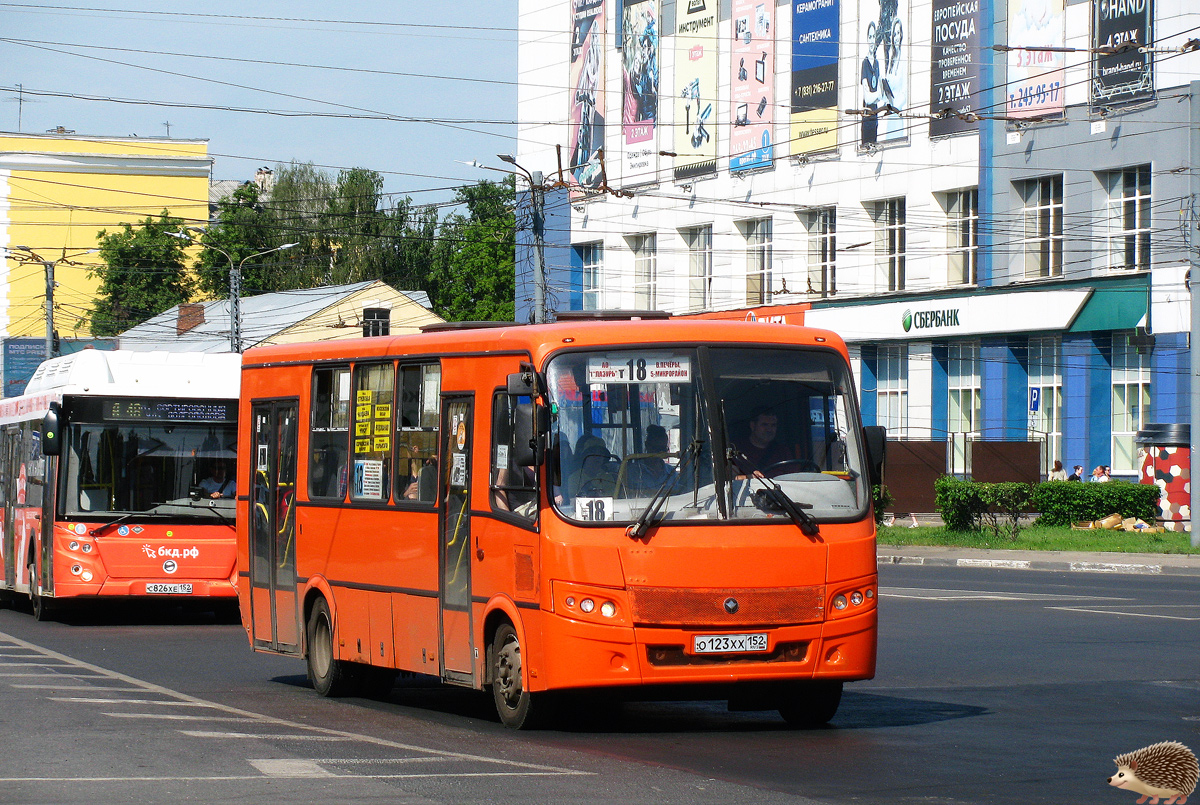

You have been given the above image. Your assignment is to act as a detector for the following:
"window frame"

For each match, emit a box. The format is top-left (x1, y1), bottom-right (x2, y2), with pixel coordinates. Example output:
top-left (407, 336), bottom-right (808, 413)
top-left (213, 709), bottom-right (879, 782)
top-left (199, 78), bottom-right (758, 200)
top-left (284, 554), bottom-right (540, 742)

top-left (1021, 175), bottom-right (1064, 278)
top-left (807, 207), bottom-right (837, 298)
top-left (631, 233), bottom-right (658, 310)
top-left (741, 218), bottom-right (773, 306)
top-left (1104, 165), bottom-right (1151, 271)
top-left (874, 198), bottom-right (906, 291)
top-left (684, 224), bottom-right (714, 311)
top-left (946, 188), bottom-right (979, 285)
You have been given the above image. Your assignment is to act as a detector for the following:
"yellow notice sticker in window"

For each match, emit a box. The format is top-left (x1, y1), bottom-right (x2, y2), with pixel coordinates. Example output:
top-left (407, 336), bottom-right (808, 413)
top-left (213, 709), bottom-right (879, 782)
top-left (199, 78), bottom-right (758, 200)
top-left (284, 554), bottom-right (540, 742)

top-left (374, 404), bottom-right (391, 420)
top-left (354, 438), bottom-right (372, 454)
top-left (373, 420), bottom-right (390, 435)
top-left (373, 436), bottom-right (391, 451)
top-left (355, 422), bottom-right (371, 436)
top-left (357, 389), bottom-right (373, 404)
top-left (355, 404), bottom-right (372, 420)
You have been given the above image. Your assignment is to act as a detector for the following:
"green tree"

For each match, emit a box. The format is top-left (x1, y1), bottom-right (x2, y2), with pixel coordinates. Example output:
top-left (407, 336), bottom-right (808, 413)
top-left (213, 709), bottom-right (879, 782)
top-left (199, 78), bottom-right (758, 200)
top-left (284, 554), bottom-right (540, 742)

top-left (426, 177), bottom-right (516, 321)
top-left (88, 211), bottom-right (193, 336)
top-left (195, 182), bottom-right (282, 297)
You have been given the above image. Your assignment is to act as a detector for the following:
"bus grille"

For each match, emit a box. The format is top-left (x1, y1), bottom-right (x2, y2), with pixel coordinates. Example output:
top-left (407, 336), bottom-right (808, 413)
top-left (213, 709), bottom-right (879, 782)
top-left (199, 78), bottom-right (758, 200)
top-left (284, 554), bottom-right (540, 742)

top-left (628, 586), bottom-right (825, 627)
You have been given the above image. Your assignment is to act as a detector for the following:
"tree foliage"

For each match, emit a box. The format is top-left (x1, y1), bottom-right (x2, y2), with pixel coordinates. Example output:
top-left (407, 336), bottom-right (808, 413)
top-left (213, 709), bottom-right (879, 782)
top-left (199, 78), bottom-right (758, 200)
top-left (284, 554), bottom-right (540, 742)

top-left (88, 211), bottom-right (193, 336)
top-left (426, 177), bottom-right (516, 322)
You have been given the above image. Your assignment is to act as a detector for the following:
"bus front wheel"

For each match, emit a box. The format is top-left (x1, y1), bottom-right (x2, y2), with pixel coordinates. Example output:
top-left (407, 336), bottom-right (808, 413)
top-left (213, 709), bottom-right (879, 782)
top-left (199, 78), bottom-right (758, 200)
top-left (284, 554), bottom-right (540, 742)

top-left (306, 597), bottom-right (356, 697)
top-left (490, 622), bottom-right (544, 729)
top-left (777, 680), bottom-right (842, 727)
top-left (28, 562), bottom-right (52, 622)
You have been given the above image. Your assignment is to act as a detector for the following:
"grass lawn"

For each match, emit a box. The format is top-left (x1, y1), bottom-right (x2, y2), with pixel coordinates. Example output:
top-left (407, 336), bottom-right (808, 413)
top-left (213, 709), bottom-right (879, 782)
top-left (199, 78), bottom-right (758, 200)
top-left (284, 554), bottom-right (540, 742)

top-left (877, 523), bottom-right (1200, 555)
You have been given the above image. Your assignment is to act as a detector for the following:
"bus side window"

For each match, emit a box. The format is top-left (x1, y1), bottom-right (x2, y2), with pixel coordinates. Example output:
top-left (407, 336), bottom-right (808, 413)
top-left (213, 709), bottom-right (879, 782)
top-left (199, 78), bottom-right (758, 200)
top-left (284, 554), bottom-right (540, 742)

top-left (309, 365), bottom-right (350, 500)
top-left (490, 392), bottom-right (537, 520)
top-left (397, 363), bottom-right (440, 504)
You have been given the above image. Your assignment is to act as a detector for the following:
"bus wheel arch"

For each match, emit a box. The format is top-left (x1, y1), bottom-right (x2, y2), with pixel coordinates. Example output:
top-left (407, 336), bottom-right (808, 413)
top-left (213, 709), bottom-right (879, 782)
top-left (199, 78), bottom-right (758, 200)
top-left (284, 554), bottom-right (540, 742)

top-left (483, 604), bottom-right (548, 729)
top-left (304, 592), bottom-right (355, 697)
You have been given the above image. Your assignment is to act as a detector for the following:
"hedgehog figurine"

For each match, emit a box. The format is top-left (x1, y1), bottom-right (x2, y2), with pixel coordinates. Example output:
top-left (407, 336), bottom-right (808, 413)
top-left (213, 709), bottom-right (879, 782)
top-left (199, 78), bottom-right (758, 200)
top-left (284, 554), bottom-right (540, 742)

top-left (1108, 741), bottom-right (1198, 804)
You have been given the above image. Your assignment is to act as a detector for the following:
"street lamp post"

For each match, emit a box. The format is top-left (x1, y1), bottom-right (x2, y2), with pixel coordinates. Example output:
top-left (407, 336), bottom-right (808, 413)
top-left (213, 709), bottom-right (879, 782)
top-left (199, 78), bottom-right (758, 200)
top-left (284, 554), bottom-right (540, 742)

top-left (171, 229), bottom-right (298, 352)
top-left (7, 246), bottom-right (96, 359)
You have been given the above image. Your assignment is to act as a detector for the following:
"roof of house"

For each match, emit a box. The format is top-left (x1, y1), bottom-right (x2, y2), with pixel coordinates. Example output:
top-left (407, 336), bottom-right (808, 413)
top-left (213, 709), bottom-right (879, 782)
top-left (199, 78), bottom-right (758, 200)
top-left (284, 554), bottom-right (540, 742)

top-left (117, 280), bottom-right (437, 353)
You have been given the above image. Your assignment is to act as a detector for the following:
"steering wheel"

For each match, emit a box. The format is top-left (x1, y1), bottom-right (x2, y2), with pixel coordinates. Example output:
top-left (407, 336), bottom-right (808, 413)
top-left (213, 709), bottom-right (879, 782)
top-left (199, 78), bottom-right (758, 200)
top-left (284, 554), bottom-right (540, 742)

top-left (578, 477), bottom-right (615, 497)
top-left (762, 459), bottom-right (821, 478)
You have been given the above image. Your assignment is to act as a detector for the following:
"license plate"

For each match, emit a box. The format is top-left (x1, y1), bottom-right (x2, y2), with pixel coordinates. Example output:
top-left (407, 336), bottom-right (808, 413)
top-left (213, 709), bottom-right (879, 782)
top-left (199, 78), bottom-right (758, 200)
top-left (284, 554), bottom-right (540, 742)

top-left (692, 633), bottom-right (769, 654)
top-left (146, 583), bottom-right (193, 595)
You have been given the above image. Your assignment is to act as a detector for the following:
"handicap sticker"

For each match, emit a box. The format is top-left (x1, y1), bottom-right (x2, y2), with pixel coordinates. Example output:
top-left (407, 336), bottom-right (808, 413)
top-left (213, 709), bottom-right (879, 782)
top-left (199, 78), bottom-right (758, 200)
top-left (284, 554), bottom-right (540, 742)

top-left (117, 525), bottom-right (130, 536)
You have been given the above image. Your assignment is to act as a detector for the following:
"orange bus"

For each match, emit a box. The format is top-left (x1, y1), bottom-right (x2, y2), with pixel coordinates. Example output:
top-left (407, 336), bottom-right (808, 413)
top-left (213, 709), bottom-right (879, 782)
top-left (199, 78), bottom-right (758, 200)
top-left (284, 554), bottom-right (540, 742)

top-left (236, 314), bottom-right (884, 727)
top-left (0, 349), bottom-right (241, 620)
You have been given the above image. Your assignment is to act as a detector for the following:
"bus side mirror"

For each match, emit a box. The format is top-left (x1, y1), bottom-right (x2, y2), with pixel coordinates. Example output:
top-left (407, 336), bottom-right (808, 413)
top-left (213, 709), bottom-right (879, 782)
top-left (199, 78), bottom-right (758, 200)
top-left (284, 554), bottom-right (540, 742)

top-left (863, 425), bottom-right (886, 488)
top-left (506, 364), bottom-right (545, 396)
top-left (512, 402), bottom-right (546, 467)
top-left (41, 402), bottom-right (63, 456)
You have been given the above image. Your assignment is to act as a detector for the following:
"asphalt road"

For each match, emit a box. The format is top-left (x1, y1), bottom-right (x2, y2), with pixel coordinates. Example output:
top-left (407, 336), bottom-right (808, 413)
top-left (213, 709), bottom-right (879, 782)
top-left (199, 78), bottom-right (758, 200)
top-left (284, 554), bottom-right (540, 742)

top-left (0, 563), bottom-right (1196, 804)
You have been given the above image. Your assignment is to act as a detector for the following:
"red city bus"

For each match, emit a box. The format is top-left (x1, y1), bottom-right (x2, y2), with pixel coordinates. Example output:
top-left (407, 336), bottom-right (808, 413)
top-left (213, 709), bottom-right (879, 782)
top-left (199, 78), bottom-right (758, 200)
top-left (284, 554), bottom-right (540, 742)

top-left (0, 349), bottom-right (241, 620)
top-left (236, 315), bottom-right (884, 727)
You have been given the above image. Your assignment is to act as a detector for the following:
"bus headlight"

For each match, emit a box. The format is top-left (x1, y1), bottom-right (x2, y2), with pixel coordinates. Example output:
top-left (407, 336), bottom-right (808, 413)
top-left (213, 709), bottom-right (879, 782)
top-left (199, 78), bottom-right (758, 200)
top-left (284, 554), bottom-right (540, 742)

top-left (600, 601), bottom-right (617, 618)
top-left (580, 598), bottom-right (595, 613)
top-left (80, 570), bottom-right (93, 582)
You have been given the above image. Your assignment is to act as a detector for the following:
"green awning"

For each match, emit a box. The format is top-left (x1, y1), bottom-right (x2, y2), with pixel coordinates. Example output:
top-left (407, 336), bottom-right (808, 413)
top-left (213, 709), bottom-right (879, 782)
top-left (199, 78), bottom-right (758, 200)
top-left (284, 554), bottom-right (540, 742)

top-left (1067, 286), bottom-right (1148, 333)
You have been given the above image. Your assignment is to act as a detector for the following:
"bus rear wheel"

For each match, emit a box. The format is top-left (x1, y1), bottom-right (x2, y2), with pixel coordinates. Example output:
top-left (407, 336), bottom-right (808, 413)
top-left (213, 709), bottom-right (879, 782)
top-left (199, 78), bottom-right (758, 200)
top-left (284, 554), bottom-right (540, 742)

top-left (778, 680), bottom-right (842, 727)
top-left (306, 597), bottom-right (356, 697)
top-left (490, 623), bottom-right (545, 729)
top-left (28, 562), bottom-right (53, 622)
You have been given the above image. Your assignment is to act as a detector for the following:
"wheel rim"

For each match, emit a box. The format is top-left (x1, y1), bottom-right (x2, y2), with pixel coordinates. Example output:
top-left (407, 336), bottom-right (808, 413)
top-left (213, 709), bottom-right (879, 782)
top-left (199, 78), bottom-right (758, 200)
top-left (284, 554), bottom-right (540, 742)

top-left (494, 635), bottom-right (523, 710)
top-left (311, 611), bottom-right (333, 678)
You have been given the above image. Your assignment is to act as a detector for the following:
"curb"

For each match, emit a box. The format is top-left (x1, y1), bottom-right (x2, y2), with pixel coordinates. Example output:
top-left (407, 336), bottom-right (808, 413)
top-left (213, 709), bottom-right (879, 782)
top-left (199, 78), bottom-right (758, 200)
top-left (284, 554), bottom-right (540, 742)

top-left (877, 552), bottom-right (1200, 577)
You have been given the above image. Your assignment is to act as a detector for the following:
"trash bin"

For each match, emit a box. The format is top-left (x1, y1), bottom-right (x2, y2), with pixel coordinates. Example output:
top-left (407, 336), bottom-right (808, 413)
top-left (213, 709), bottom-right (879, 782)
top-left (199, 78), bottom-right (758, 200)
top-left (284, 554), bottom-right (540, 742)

top-left (1135, 424), bottom-right (1190, 532)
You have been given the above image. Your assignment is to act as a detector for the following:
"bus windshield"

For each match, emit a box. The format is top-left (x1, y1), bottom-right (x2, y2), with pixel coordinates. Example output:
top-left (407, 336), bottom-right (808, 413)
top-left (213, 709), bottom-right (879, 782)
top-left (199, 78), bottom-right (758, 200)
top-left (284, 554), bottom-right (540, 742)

top-left (61, 418), bottom-right (237, 520)
top-left (546, 345), bottom-right (868, 525)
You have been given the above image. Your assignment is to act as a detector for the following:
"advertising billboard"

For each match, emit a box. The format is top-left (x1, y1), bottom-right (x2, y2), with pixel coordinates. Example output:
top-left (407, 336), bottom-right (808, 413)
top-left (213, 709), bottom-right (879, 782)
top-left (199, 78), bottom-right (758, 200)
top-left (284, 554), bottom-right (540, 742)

top-left (730, 0), bottom-right (775, 172)
top-left (1091, 0), bottom-right (1153, 107)
top-left (791, 0), bottom-right (840, 155)
top-left (673, 0), bottom-right (719, 181)
top-left (1006, 0), bottom-right (1065, 118)
top-left (929, 0), bottom-right (981, 137)
top-left (622, 0), bottom-right (660, 184)
top-left (859, 0), bottom-right (909, 144)
top-left (569, 0), bottom-right (607, 196)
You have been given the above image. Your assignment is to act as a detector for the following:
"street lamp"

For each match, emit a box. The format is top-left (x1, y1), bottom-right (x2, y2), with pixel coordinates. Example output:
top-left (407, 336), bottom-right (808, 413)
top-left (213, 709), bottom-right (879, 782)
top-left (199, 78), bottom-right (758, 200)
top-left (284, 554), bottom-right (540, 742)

top-left (460, 155), bottom-right (549, 324)
top-left (6, 245), bottom-right (97, 359)
top-left (170, 229), bottom-right (298, 352)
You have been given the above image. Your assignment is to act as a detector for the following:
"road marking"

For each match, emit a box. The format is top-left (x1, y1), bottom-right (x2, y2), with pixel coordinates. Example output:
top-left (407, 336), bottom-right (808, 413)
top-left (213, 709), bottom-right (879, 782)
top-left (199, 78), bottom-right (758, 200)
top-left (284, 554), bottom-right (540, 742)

top-left (249, 759), bottom-right (336, 778)
top-left (14, 684), bottom-right (144, 691)
top-left (1048, 605), bottom-right (1200, 621)
top-left (880, 586), bottom-right (1127, 602)
top-left (0, 771), bottom-right (587, 782)
top-left (0, 629), bottom-right (593, 779)
top-left (51, 697), bottom-right (217, 706)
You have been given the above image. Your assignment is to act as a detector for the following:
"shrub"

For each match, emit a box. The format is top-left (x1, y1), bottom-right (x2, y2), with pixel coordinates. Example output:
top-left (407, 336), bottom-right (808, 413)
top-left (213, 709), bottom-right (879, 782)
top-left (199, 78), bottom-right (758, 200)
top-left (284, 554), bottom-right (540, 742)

top-left (1031, 480), bottom-right (1160, 527)
top-left (872, 484), bottom-right (894, 525)
top-left (934, 476), bottom-right (987, 531)
top-left (977, 481), bottom-right (1033, 541)
top-left (934, 477), bottom-right (1034, 540)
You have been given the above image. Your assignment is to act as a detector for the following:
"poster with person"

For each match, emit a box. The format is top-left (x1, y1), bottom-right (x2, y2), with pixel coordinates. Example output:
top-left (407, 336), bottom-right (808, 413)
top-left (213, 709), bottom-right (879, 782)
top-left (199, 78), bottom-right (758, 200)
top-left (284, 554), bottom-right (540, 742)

top-left (622, 0), bottom-right (659, 184)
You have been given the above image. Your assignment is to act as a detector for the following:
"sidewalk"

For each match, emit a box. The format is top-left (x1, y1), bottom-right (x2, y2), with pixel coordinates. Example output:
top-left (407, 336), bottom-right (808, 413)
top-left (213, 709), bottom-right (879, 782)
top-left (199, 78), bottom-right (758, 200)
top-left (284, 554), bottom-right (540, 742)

top-left (877, 544), bottom-right (1200, 577)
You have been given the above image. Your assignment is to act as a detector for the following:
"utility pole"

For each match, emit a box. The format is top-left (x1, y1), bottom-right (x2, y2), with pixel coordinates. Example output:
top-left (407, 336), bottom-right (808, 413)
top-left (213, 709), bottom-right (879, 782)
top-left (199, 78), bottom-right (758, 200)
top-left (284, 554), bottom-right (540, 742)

top-left (44, 257), bottom-right (54, 359)
top-left (1189, 80), bottom-right (1199, 547)
top-left (530, 170), bottom-right (548, 324)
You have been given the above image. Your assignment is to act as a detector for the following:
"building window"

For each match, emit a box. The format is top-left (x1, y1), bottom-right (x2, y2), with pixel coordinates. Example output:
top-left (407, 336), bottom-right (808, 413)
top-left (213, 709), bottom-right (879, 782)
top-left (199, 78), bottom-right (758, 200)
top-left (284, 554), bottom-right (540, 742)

top-left (578, 242), bottom-right (603, 310)
top-left (1111, 334), bottom-right (1151, 473)
top-left (684, 225), bottom-right (713, 311)
top-left (1027, 336), bottom-right (1062, 477)
top-left (946, 189), bottom-right (978, 285)
top-left (874, 198), bottom-right (906, 291)
top-left (630, 234), bottom-right (657, 309)
top-left (362, 307), bottom-right (390, 337)
top-left (741, 219), bottom-right (772, 306)
top-left (947, 341), bottom-right (981, 476)
top-left (876, 344), bottom-right (908, 434)
top-left (806, 208), bottom-right (836, 297)
top-left (1104, 165), bottom-right (1151, 271)
top-left (1021, 175), bottom-right (1063, 278)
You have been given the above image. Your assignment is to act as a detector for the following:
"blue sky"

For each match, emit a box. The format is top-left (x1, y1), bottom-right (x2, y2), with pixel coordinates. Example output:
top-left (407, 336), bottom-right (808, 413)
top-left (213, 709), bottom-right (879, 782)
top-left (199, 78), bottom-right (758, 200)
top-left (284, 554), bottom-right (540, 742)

top-left (2, 2), bottom-right (518, 204)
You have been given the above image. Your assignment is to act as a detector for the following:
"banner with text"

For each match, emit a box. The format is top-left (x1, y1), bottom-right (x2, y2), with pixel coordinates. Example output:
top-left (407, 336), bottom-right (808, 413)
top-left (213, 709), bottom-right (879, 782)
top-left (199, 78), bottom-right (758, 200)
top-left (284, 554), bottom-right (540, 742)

top-left (569, 0), bottom-right (607, 197)
top-left (730, 0), bottom-right (775, 172)
top-left (1091, 0), bottom-right (1153, 107)
top-left (673, 0), bottom-right (719, 181)
top-left (859, 0), bottom-right (909, 144)
top-left (622, 0), bottom-right (660, 184)
top-left (790, 0), bottom-right (839, 155)
top-left (929, 0), bottom-right (980, 137)
top-left (1006, 0), bottom-right (1065, 118)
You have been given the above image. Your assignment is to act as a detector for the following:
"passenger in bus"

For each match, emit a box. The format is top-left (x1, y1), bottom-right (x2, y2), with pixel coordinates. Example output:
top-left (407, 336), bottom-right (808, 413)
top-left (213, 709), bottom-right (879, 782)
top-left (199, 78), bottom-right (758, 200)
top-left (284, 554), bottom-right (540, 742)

top-left (567, 435), bottom-right (618, 499)
top-left (199, 460), bottom-right (236, 499)
top-left (493, 464), bottom-right (538, 517)
top-left (625, 424), bottom-right (674, 492)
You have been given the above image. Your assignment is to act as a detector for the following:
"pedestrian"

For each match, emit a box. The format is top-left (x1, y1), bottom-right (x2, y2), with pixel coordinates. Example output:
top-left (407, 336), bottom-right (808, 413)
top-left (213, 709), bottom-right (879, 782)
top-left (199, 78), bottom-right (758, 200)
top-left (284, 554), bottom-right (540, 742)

top-left (1067, 464), bottom-right (1084, 482)
top-left (1047, 460), bottom-right (1068, 481)
top-left (1100, 464), bottom-right (1112, 482)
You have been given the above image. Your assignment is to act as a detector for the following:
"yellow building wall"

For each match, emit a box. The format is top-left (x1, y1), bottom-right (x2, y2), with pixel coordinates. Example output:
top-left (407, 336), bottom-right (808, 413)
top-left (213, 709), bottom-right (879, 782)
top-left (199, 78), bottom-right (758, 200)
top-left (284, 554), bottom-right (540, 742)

top-left (0, 134), bottom-right (210, 340)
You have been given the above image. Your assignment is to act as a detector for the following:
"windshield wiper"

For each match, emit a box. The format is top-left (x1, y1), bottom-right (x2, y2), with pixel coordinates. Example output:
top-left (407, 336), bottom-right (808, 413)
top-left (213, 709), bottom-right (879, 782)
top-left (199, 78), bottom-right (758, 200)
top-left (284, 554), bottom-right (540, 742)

top-left (89, 510), bottom-right (171, 537)
top-left (729, 450), bottom-right (822, 540)
top-left (625, 439), bottom-right (701, 540)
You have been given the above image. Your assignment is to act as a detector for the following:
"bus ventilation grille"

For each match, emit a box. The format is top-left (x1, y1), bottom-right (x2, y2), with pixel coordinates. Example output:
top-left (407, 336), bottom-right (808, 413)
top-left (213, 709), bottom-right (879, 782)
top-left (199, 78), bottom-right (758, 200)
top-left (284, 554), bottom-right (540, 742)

top-left (628, 586), bottom-right (825, 627)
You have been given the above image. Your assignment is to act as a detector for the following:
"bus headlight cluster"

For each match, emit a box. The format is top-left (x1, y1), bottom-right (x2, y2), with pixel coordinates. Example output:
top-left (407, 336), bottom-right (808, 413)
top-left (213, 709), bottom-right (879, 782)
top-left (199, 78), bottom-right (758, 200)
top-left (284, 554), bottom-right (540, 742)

top-left (831, 587), bottom-right (874, 614)
top-left (555, 582), bottom-right (627, 625)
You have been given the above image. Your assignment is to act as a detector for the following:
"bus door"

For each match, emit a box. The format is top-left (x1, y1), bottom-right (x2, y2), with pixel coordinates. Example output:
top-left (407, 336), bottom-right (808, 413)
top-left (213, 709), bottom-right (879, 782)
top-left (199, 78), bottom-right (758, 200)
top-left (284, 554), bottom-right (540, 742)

top-left (1, 426), bottom-right (15, 588)
top-left (248, 400), bottom-right (302, 655)
top-left (439, 396), bottom-right (475, 685)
